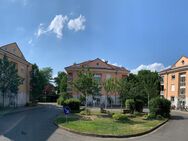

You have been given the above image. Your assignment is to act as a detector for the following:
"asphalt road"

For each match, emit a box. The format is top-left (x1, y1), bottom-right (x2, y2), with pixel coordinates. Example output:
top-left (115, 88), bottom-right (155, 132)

top-left (0, 105), bottom-right (188, 141)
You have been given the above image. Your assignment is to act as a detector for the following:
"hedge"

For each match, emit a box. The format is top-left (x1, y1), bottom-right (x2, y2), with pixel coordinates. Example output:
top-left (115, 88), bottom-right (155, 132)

top-left (149, 97), bottom-right (171, 118)
top-left (64, 98), bottom-right (80, 111)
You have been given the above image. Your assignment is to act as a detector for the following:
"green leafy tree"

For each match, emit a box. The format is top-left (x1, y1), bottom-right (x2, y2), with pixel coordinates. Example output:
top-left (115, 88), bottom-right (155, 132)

top-left (103, 78), bottom-right (115, 109)
top-left (54, 72), bottom-right (67, 93)
top-left (0, 55), bottom-right (22, 107)
top-left (30, 65), bottom-right (53, 102)
top-left (40, 67), bottom-right (53, 84)
top-left (137, 70), bottom-right (161, 113)
top-left (73, 68), bottom-right (101, 108)
top-left (30, 64), bottom-right (42, 102)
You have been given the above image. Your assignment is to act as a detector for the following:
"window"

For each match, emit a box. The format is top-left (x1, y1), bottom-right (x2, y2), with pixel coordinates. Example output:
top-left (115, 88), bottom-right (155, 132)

top-left (171, 96), bottom-right (175, 102)
top-left (94, 74), bottom-right (102, 82)
top-left (161, 85), bottom-right (164, 91)
top-left (171, 85), bottom-right (175, 92)
top-left (171, 75), bottom-right (175, 80)
top-left (182, 60), bottom-right (185, 65)
top-left (180, 88), bottom-right (186, 95)
top-left (180, 73), bottom-right (186, 87)
top-left (96, 63), bottom-right (99, 66)
top-left (161, 76), bottom-right (164, 84)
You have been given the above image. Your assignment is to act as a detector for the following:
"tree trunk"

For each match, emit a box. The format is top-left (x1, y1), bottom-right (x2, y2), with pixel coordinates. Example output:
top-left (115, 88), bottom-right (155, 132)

top-left (85, 95), bottom-right (87, 108)
top-left (115, 92), bottom-right (116, 105)
top-left (105, 94), bottom-right (108, 109)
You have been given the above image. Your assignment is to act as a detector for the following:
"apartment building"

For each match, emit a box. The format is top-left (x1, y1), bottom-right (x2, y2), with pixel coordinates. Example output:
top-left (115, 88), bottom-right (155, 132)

top-left (0, 43), bottom-right (32, 106)
top-left (160, 56), bottom-right (188, 108)
top-left (65, 58), bottom-right (129, 106)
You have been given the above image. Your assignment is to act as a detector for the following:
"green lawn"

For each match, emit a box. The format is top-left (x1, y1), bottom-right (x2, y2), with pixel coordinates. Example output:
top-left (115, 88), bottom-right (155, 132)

top-left (55, 112), bottom-right (166, 135)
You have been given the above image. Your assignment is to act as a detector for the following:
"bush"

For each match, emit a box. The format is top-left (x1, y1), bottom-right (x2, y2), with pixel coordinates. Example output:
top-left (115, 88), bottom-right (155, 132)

top-left (57, 95), bottom-right (65, 105)
top-left (156, 115), bottom-right (164, 120)
top-left (145, 113), bottom-right (156, 120)
top-left (149, 97), bottom-right (171, 118)
top-left (57, 92), bottom-right (72, 105)
top-left (64, 98), bottom-right (80, 111)
top-left (125, 99), bottom-right (135, 114)
top-left (112, 113), bottom-right (128, 121)
top-left (135, 99), bottom-right (144, 112)
top-left (80, 108), bottom-right (91, 115)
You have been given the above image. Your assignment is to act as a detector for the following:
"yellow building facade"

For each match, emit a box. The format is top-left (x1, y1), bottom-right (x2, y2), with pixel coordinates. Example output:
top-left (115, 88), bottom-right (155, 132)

top-left (0, 43), bottom-right (31, 106)
top-left (160, 56), bottom-right (188, 108)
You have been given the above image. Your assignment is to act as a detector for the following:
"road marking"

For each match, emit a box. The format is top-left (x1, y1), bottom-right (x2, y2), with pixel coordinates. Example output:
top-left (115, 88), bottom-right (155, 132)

top-left (3, 115), bottom-right (26, 135)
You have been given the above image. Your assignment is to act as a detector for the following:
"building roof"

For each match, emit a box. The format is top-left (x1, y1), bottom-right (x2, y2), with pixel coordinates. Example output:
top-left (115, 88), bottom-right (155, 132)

top-left (0, 42), bottom-right (30, 65)
top-left (65, 58), bottom-right (130, 73)
top-left (160, 56), bottom-right (188, 74)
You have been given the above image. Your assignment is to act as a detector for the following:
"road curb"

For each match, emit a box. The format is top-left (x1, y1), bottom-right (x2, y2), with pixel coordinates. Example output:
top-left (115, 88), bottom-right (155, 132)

top-left (55, 118), bottom-right (169, 138)
top-left (0, 106), bottom-right (43, 117)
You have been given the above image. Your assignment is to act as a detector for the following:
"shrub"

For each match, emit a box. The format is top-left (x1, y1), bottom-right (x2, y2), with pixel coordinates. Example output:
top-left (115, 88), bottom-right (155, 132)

top-left (149, 97), bottom-right (171, 118)
top-left (80, 108), bottom-right (91, 115)
top-left (135, 99), bottom-right (144, 112)
top-left (57, 92), bottom-right (72, 105)
top-left (64, 98), bottom-right (80, 111)
top-left (57, 95), bottom-right (65, 105)
top-left (145, 113), bottom-right (156, 120)
top-left (112, 113), bottom-right (128, 121)
top-left (156, 115), bottom-right (164, 120)
top-left (125, 99), bottom-right (135, 114)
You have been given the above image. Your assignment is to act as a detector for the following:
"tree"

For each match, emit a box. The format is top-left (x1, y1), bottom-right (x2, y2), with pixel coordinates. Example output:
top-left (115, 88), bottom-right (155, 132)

top-left (73, 68), bottom-right (101, 108)
top-left (117, 73), bottom-right (147, 107)
top-left (40, 67), bottom-right (53, 84)
top-left (30, 64), bottom-right (44, 102)
top-left (103, 78), bottom-right (115, 109)
top-left (30, 65), bottom-right (53, 102)
top-left (54, 71), bottom-right (67, 93)
top-left (0, 55), bottom-right (22, 107)
top-left (137, 70), bottom-right (161, 114)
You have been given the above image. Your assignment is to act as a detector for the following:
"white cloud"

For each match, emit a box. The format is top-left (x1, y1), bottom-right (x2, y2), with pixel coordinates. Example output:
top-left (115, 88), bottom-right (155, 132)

top-left (101, 59), bottom-right (122, 67)
top-left (68, 15), bottom-right (86, 31)
top-left (48, 15), bottom-right (68, 38)
top-left (111, 63), bottom-right (122, 67)
top-left (131, 63), bottom-right (171, 74)
top-left (36, 15), bottom-right (68, 39)
top-left (36, 23), bottom-right (47, 37)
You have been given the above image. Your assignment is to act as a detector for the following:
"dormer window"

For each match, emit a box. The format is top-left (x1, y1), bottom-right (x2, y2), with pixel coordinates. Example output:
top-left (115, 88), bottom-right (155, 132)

top-left (182, 60), bottom-right (185, 65)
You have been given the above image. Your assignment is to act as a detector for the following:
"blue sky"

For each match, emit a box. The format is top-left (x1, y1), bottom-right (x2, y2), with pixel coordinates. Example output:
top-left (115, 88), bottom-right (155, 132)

top-left (1, 0), bottom-right (188, 76)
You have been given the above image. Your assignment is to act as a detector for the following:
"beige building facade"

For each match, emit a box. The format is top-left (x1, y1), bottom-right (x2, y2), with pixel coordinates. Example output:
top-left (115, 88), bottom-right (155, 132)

top-left (160, 56), bottom-right (188, 108)
top-left (0, 43), bottom-right (31, 106)
top-left (65, 58), bottom-right (129, 106)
